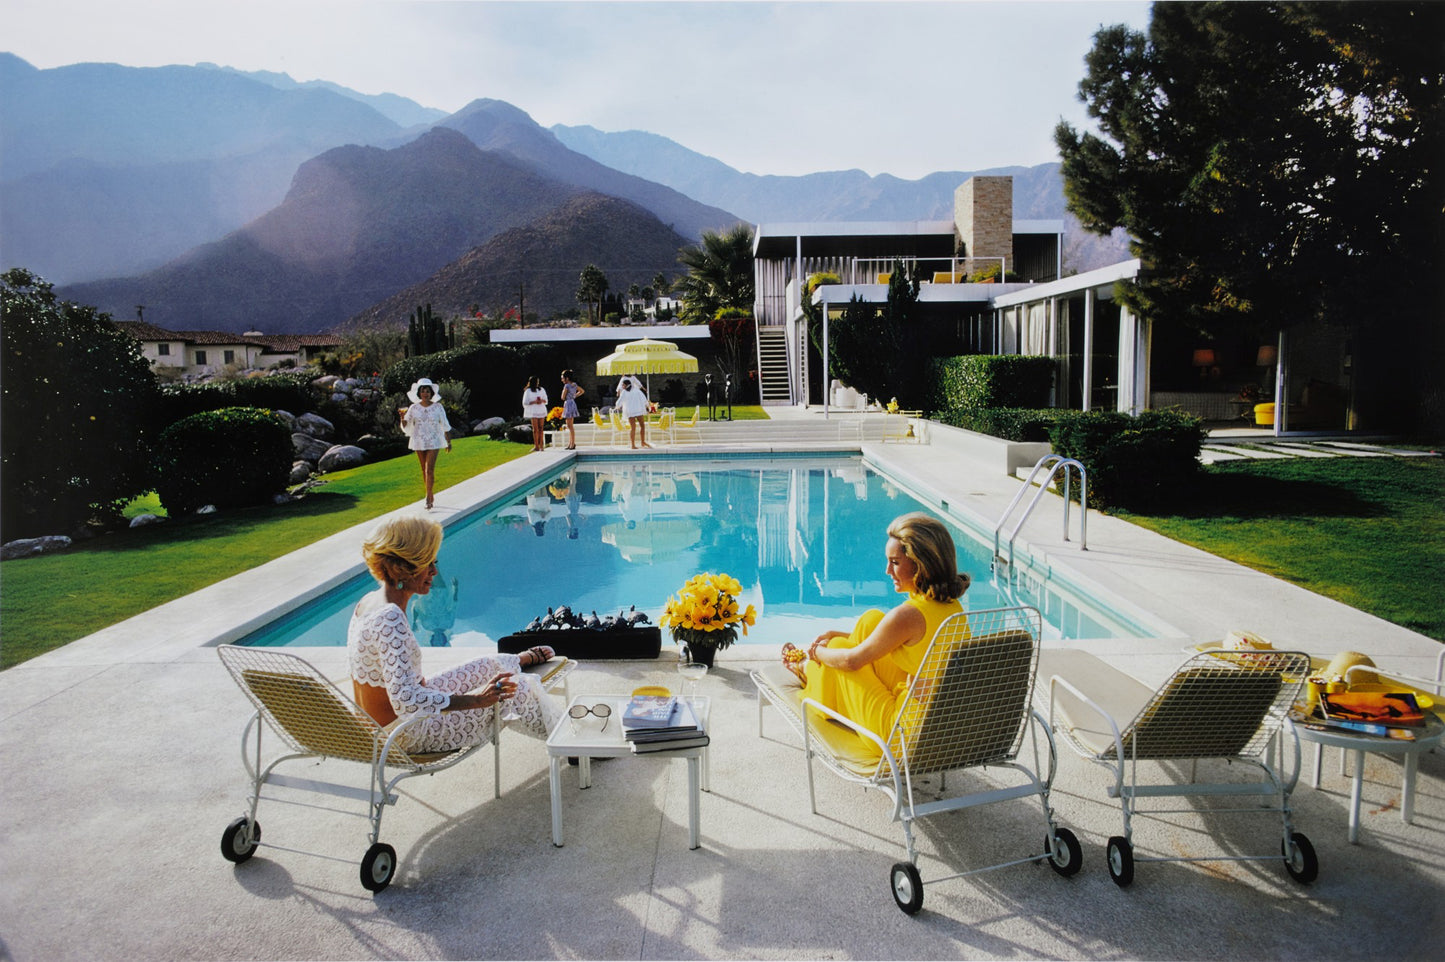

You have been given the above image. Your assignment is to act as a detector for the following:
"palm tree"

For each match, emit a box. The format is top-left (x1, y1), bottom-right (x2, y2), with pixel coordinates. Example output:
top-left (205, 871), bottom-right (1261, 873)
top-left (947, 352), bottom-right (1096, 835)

top-left (576, 264), bottom-right (609, 326)
top-left (676, 223), bottom-right (754, 324)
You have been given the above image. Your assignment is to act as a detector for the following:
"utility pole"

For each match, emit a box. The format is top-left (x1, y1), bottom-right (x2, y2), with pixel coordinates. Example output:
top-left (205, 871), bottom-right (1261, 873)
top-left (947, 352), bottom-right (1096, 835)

top-left (518, 282), bottom-right (525, 327)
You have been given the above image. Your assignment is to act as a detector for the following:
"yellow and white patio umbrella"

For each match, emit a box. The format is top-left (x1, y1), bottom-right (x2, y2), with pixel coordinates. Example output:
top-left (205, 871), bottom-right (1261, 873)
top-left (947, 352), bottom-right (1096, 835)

top-left (595, 338), bottom-right (699, 396)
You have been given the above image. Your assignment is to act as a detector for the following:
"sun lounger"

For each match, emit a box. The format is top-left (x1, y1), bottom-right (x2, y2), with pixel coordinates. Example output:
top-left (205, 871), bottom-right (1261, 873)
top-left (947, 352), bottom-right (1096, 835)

top-left (1042, 647), bottom-right (1316, 887)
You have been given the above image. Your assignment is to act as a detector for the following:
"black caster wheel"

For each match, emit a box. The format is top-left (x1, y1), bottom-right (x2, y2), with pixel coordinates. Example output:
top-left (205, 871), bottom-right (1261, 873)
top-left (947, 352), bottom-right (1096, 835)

top-left (1283, 832), bottom-right (1318, 884)
top-left (1106, 835), bottom-right (1134, 887)
top-left (220, 817), bottom-right (260, 864)
top-left (1047, 827), bottom-right (1083, 877)
top-left (360, 842), bottom-right (397, 893)
top-left (890, 861), bottom-right (924, 915)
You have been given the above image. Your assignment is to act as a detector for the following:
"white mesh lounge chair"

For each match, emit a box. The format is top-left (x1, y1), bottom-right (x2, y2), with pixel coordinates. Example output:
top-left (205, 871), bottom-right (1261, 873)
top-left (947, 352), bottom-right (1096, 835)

top-left (751, 606), bottom-right (1081, 915)
top-left (1042, 647), bottom-right (1316, 887)
top-left (216, 644), bottom-right (573, 893)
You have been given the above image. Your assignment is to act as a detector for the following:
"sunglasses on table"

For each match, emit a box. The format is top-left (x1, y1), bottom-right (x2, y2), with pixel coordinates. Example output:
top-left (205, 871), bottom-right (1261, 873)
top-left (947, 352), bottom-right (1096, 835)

top-left (568, 703), bottom-right (612, 731)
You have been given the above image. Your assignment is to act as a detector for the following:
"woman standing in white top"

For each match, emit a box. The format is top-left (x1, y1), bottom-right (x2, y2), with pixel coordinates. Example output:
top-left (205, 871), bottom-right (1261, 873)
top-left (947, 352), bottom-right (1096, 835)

top-left (398, 378), bottom-right (452, 510)
top-left (522, 376), bottom-right (549, 452)
top-left (615, 377), bottom-right (652, 449)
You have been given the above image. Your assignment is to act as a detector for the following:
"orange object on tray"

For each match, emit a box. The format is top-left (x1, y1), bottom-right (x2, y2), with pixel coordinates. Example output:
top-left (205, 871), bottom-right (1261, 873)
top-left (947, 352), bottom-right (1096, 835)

top-left (1320, 690), bottom-right (1425, 727)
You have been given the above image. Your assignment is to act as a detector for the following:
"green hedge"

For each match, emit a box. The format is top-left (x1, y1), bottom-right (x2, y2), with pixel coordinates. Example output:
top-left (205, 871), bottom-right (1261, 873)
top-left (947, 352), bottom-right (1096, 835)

top-left (1048, 410), bottom-right (1205, 510)
top-left (937, 407), bottom-right (1067, 442)
top-left (932, 355), bottom-right (1055, 414)
top-left (153, 407), bottom-right (293, 515)
top-left (156, 373), bottom-right (316, 430)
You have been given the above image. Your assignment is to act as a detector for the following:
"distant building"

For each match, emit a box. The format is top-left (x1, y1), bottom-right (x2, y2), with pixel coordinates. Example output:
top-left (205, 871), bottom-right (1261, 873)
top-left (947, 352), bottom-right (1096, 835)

top-left (115, 321), bottom-right (339, 377)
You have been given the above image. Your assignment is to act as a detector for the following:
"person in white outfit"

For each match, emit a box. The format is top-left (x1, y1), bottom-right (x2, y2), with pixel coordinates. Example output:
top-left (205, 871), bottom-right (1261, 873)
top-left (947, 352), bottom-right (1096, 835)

top-left (348, 513), bottom-right (561, 752)
top-left (522, 376), bottom-right (549, 452)
top-left (398, 378), bottom-right (452, 509)
top-left (615, 377), bottom-right (652, 449)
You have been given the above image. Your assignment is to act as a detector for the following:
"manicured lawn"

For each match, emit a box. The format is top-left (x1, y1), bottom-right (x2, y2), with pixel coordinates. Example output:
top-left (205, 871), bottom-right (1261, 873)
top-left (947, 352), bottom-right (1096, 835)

top-left (1115, 455), bottom-right (1445, 642)
top-left (0, 437), bottom-right (533, 668)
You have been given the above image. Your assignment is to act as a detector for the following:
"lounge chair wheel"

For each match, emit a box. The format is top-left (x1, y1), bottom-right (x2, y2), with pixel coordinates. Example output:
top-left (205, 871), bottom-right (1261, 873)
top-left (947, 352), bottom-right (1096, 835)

top-left (1046, 828), bottom-right (1083, 877)
top-left (1282, 832), bottom-right (1318, 884)
top-left (890, 861), bottom-right (924, 915)
top-left (220, 817), bottom-right (260, 864)
top-left (360, 842), bottom-right (397, 893)
top-left (1106, 836), bottom-right (1134, 887)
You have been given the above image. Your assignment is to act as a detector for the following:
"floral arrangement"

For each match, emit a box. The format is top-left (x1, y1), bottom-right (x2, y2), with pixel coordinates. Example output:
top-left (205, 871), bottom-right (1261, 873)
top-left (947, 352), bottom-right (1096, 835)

top-left (660, 572), bottom-right (756, 652)
top-left (546, 405), bottom-right (566, 429)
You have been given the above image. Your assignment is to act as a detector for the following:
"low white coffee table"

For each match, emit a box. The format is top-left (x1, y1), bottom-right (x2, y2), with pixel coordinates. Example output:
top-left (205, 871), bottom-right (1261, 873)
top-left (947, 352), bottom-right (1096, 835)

top-left (546, 693), bottom-right (711, 849)
top-left (1291, 713), bottom-right (1444, 843)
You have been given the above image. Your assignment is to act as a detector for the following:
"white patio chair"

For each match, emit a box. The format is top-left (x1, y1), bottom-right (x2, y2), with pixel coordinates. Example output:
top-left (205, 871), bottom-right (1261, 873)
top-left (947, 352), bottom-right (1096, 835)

top-left (1042, 647), bottom-right (1316, 887)
top-left (751, 606), bottom-right (1081, 915)
top-left (216, 644), bottom-right (573, 893)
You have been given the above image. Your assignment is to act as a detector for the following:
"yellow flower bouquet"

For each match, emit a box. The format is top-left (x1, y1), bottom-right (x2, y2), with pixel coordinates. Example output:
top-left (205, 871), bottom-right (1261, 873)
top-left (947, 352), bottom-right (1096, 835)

top-left (546, 405), bottom-right (566, 429)
top-left (660, 572), bottom-right (757, 656)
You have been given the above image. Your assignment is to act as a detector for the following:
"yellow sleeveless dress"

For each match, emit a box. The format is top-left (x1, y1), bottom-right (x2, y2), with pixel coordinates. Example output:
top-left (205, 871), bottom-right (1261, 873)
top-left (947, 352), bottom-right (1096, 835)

top-left (800, 592), bottom-right (965, 739)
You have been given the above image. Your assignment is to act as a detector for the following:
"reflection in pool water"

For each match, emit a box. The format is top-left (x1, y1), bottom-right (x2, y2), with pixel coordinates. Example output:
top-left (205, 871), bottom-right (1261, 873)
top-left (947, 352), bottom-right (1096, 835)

top-left (241, 456), bottom-right (1161, 649)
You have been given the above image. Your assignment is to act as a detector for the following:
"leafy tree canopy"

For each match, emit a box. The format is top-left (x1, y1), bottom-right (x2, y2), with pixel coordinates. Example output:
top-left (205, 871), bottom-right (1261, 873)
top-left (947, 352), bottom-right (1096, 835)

top-left (677, 223), bottom-right (755, 324)
top-left (1, 268), bottom-right (159, 538)
top-left (1055, 2), bottom-right (1444, 342)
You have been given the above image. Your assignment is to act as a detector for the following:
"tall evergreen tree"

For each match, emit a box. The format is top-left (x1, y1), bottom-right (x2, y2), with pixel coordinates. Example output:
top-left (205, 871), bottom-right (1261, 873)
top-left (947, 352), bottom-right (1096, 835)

top-left (1055, 2), bottom-right (1444, 430)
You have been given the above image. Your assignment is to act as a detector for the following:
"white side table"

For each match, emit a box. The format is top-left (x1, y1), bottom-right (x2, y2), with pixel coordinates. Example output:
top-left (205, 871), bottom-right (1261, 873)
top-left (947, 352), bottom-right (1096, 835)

top-left (1291, 714), bottom-right (1444, 843)
top-left (545, 694), bottom-right (711, 849)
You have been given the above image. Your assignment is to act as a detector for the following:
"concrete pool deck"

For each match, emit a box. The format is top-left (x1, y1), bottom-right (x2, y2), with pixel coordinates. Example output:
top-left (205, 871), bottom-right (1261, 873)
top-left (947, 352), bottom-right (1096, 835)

top-left (1, 413), bottom-right (1441, 961)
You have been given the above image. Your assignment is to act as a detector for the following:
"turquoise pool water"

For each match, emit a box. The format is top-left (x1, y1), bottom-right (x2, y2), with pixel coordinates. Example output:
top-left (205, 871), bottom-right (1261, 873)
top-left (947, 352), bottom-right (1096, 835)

top-left (240, 455), bottom-right (1162, 649)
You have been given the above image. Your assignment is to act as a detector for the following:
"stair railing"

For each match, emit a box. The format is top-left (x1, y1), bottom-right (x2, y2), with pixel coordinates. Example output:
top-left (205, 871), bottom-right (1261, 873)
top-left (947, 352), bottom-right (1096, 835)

top-left (991, 455), bottom-right (1088, 572)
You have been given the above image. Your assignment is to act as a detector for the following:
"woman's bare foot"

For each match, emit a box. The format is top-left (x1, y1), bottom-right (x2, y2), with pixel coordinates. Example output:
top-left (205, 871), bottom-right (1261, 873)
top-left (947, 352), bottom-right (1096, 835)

top-left (781, 643), bottom-right (808, 685)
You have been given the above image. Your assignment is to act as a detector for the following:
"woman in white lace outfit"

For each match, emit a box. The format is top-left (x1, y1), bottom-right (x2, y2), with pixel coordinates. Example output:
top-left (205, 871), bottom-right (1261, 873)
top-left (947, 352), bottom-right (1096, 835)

top-left (348, 513), bottom-right (562, 752)
top-left (398, 378), bottom-right (452, 509)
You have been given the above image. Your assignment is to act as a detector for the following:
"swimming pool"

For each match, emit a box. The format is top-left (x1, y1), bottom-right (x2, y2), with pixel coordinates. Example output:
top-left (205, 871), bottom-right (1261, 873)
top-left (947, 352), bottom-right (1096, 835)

top-left (240, 454), bottom-right (1168, 649)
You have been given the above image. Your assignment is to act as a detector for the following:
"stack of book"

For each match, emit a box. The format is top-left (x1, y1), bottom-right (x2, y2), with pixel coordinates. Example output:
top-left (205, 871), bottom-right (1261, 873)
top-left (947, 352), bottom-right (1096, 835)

top-left (1296, 690), bottom-right (1429, 741)
top-left (622, 694), bottom-right (709, 753)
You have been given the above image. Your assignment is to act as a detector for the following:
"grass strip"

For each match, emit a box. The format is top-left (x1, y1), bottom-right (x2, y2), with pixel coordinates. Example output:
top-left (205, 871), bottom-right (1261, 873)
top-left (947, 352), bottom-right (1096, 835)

top-left (0, 437), bottom-right (531, 667)
top-left (1115, 456), bottom-right (1445, 642)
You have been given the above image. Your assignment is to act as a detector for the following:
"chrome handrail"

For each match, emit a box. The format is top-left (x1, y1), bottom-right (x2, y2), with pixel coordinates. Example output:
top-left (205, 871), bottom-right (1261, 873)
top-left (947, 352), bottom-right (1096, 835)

top-left (991, 455), bottom-right (1088, 571)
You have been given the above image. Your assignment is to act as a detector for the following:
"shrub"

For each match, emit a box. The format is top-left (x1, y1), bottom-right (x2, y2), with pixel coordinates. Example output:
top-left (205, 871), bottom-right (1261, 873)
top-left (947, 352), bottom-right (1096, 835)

top-left (153, 407), bottom-right (293, 515)
top-left (156, 373), bottom-right (317, 430)
top-left (940, 407), bottom-right (1067, 442)
top-left (383, 344), bottom-right (555, 421)
top-left (1, 269), bottom-right (159, 538)
top-left (932, 355), bottom-right (1055, 414)
top-left (1048, 409), bottom-right (1205, 510)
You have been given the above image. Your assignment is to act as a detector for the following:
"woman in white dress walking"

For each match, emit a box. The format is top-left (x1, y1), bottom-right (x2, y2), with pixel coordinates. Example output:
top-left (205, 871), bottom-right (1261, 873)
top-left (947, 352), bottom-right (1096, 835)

top-left (398, 378), bottom-right (451, 510)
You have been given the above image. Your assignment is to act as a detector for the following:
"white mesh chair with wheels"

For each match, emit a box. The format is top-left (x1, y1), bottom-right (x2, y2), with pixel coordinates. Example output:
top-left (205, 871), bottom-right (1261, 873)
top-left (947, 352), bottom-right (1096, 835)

top-left (751, 606), bottom-right (1082, 915)
top-left (1042, 647), bottom-right (1316, 888)
top-left (216, 644), bottom-right (573, 893)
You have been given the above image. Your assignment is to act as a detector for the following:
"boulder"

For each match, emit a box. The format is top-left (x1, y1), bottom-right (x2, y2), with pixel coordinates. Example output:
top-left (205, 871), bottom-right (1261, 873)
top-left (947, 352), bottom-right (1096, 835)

top-left (318, 444), bottom-right (368, 473)
top-left (506, 424), bottom-right (536, 444)
top-left (197, 505), bottom-right (218, 515)
top-left (289, 461), bottom-right (314, 484)
top-left (292, 432), bottom-right (330, 462)
top-left (1, 535), bottom-right (72, 560)
top-left (311, 374), bottom-right (340, 391)
top-left (128, 514), bottom-right (163, 528)
top-left (478, 416), bottom-right (506, 433)
top-left (295, 412), bottom-right (335, 440)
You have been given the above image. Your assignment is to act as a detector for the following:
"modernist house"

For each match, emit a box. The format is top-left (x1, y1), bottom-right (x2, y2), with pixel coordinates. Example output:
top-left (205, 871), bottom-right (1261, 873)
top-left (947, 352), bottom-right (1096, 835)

top-left (115, 321), bottom-right (340, 378)
top-left (752, 175), bottom-right (1347, 434)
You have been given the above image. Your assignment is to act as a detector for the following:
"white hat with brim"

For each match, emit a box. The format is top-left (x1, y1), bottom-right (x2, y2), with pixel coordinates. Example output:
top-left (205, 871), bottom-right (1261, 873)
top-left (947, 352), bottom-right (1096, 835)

top-left (408, 378), bottom-right (440, 404)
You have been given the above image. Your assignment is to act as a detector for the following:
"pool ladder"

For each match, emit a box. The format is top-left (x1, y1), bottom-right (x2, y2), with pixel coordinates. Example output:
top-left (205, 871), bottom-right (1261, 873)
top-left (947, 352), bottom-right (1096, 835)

top-left (991, 455), bottom-right (1088, 573)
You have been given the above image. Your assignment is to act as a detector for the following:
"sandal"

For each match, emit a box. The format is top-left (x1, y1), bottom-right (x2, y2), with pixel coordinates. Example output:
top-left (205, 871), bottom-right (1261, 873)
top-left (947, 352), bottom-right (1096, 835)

top-left (781, 643), bottom-right (808, 685)
top-left (522, 645), bottom-right (555, 668)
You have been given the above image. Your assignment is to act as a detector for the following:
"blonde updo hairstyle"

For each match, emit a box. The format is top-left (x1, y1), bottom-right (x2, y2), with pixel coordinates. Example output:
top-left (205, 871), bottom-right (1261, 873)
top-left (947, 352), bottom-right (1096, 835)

top-left (886, 512), bottom-right (970, 603)
top-left (362, 513), bottom-right (443, 587)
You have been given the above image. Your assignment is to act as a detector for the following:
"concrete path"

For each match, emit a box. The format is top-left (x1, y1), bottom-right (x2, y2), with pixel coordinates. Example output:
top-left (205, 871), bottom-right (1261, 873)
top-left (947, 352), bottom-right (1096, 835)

top-left (1, 412), bottom-right (1440, 961)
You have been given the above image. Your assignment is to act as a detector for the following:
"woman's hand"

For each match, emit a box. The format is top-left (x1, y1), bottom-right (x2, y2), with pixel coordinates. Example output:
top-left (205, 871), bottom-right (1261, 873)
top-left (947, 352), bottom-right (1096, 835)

top-left (447, 671), bottom-right (516, 711)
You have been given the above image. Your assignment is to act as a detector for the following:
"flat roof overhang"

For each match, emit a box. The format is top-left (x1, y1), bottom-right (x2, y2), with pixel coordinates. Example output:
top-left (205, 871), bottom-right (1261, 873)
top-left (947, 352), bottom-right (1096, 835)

top-left (754, 220), bottom-right (957, 259)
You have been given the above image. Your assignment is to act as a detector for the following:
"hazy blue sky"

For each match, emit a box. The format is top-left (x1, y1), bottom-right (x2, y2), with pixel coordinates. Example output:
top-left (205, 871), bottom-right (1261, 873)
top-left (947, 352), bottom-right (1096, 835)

top-left (7, 0), bottom-right (1152, 179)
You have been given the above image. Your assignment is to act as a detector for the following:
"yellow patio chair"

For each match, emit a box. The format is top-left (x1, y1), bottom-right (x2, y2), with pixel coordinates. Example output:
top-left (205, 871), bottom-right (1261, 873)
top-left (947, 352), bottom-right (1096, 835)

top-left (1042, 647), bottom-right (1316, 888)
top-left (653, 407), bottom-right (675, 444)
top-left (591, 409), bottom-right (619, 445)
top-left (609, 408), bottom-right (628, 445)
top-left (216, 644), bottom-right (573, 893)
top-left (750, 606), bottom-right (1081, 915)
top-left (672, 406), bottom-right (701, 444)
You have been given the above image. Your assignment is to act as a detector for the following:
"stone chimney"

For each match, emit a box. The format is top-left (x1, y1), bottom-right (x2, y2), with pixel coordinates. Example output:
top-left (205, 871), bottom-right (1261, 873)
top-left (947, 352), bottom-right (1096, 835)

top-left (954, 176), bottom-right (1013, 278)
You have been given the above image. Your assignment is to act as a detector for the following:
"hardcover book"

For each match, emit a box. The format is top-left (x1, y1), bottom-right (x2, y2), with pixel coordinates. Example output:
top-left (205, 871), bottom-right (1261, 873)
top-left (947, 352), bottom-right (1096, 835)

top-left (622, 694), bottom-right (681, 729)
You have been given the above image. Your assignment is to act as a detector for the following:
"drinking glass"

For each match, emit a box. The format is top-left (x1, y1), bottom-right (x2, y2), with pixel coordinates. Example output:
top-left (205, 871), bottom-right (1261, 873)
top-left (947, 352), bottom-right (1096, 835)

top-left (677, 660), bottom-right (708, 711)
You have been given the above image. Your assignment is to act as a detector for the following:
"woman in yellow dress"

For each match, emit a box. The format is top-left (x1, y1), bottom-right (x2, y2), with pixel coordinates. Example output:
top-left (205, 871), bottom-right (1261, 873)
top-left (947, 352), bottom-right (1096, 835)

top-left (782, 513), bottom-right (970, 738)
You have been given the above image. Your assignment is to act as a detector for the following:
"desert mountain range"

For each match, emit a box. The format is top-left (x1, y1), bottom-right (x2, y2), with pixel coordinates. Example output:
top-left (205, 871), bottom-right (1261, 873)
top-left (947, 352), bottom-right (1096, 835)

top-left (0, 54), bottom-right (1128, 335)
